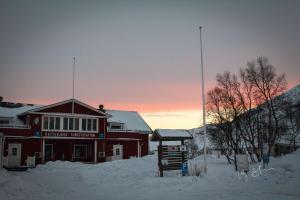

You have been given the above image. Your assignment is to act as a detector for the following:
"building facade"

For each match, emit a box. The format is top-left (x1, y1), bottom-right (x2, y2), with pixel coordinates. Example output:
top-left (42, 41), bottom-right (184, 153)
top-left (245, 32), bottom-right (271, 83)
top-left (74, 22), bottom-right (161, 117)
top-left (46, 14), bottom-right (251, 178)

top-left (0, 99), bottom-right (151, 168)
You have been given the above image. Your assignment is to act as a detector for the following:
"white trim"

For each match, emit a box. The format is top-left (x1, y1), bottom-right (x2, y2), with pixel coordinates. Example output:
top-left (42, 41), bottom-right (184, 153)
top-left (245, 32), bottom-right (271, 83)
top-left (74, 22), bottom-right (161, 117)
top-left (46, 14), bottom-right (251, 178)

top-left (42, 115), bottom-right (98, 133)
top-left (18, 99), bottom-right (108, 117)
top-left (4, 135), bottom-right (104, 140)
top-left (42, 139), bottom-right (45, 163)
top-left (94, 140), bottom-right (97, 163)
top-left (73, 144), bottom-right (88, 159)
top-left (43, 137), bottom-right (99, 140)
top-left (30, 112), bottom-right (107, 118)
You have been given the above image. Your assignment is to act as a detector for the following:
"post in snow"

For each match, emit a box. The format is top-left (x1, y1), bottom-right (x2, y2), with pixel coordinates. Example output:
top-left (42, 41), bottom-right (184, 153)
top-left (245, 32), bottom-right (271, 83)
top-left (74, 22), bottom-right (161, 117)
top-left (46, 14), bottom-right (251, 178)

top-left (72, 57), bottom-right (76, 114)
top-left (199, 26), bottom-right (207, 173)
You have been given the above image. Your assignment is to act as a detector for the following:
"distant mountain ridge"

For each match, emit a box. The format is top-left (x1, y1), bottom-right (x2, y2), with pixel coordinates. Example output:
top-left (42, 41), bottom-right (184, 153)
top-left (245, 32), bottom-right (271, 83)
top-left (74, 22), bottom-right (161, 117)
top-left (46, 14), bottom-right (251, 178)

top-left (189, 83), bottom-right (300, 149)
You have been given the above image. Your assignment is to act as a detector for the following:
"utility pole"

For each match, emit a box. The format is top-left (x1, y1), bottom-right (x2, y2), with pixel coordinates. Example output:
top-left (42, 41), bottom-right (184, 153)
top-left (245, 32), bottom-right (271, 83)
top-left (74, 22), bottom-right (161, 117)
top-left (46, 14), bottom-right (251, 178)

top-left (199, 26), bottom-right (207, 173)
top-left (72, 57), bottom-right (75, 114)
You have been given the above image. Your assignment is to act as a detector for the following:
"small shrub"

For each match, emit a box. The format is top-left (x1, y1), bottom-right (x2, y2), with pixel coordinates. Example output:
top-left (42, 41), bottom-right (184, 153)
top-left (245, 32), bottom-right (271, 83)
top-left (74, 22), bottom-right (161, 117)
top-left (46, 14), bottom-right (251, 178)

top-left (189, 163), bottom-right (204, 177)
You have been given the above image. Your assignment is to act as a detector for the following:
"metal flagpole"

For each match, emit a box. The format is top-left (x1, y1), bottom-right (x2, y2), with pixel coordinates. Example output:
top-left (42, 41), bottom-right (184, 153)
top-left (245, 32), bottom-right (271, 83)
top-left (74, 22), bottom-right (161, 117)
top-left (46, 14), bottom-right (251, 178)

top-left (72, 57), bottom-right (75, 114)
top-left (199, 26), bottom-right (207, 173)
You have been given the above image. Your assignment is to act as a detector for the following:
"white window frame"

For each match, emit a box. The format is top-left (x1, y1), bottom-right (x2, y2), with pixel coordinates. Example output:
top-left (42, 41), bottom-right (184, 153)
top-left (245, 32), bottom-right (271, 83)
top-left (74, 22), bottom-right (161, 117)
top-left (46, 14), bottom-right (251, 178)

top-left (108, 122), bottom-right (124, 130)
top-left (42, 116), bottom-right (61, 131)
top-left (73, 144), bottom-right (88, 159)
top-left (0, 117), bottom-right (12, 124)
top-left (42, 115), bottom-right (98, 133)
top-left (81, 118), bottom-right (98, 132)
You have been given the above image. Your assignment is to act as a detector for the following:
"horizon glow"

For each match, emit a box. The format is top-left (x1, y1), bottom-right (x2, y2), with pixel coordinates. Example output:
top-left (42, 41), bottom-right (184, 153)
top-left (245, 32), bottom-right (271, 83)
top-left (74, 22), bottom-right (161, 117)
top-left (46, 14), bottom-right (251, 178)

top-left (1, 1), bottom-right (299, 129)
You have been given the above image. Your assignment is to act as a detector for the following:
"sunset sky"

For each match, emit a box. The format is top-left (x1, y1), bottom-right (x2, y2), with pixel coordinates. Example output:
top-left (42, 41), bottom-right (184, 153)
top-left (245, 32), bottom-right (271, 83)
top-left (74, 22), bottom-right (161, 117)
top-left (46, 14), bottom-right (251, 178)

top-left (1, 0), bottom-right (299, 129)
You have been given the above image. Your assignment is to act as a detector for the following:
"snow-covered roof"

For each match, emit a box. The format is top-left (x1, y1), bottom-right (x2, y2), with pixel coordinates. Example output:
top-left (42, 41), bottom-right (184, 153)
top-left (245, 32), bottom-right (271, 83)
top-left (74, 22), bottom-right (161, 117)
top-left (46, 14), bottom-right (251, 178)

top-left (0, 104), bottom-right (42, 125)
top-left (0, 101), bottom-right (152, 133)
top-left (156, 129), bottom-right (192, 138)
top-left (152, 129), bottom-right (193, 141)
top-left (105, 110), bottom-right (152, 133)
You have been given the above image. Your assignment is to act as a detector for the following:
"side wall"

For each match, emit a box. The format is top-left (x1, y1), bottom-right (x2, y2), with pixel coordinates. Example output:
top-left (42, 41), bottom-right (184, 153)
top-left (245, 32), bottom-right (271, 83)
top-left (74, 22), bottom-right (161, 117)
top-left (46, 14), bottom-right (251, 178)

top-left (106, 132), bottom-right (149, 158)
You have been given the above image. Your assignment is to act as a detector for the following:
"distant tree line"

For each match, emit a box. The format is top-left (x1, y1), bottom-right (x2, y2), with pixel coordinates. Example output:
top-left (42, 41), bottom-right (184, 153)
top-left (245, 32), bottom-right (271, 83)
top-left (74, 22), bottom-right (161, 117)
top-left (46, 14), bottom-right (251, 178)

top-left (206, 56), bottom-right (300, 169)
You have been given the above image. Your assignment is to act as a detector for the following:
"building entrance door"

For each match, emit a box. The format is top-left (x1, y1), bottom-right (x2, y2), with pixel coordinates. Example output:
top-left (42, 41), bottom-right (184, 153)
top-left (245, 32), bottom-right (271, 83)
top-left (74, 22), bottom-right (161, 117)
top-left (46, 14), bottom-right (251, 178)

top-left (45, 144), bottom-right (53, 160)
top-left (113, 144), bottom-right (123, 160)
top-left (8, 143), bottom-right (21, 167)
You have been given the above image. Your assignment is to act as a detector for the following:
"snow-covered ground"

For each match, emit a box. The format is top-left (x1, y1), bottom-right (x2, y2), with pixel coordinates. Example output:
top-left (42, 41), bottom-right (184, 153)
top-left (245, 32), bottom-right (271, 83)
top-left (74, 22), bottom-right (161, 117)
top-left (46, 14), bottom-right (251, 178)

top-left (1, 150), bottom-right (299, 200)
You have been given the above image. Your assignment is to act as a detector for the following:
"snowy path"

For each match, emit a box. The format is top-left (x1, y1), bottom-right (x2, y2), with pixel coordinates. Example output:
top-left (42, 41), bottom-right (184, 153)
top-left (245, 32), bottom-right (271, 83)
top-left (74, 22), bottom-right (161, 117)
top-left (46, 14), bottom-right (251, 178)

top-left (1, 151), bottom-right (299, 200)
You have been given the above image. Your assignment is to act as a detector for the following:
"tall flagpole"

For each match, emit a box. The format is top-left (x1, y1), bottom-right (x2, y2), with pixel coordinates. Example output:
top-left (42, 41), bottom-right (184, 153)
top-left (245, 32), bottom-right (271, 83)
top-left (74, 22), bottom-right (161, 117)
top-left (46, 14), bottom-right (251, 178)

top-left (199, 26), bottom-right (207, 173)
top-left (72, 57), bottom-right (75, 114)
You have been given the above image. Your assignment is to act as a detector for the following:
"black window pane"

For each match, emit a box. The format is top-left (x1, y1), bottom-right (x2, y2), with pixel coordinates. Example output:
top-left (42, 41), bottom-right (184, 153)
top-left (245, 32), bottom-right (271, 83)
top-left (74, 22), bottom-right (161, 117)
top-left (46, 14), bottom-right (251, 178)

top-left (69, 118), bottom-right (74, 130)
top-left (43, 117), bottom-right (48, 129)
top-left (12, 148), bottom-right (17, 156)
top-left (55, 117), bottom-right (60, 130)
top-left (75, 118), bottom-right (79, 130)
top-left (87, 119), bottom-right (91, 131)
top-left (45, 145), bottom-right (53, 159)
top-left (63, 118), bottom-right (68, 130)
top-left (82, 119), bottom-right (86, 131)
top-left (49, 117), bottom-right (55, 130)
top-left (92, 119), bottom-right (96, 131)
top-left (74, 145), bottom-right (87, 158)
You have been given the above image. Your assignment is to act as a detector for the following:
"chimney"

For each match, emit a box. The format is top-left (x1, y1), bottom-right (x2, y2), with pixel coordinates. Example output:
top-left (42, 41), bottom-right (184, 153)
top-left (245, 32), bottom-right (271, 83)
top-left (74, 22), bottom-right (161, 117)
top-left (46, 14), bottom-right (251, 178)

top-left (99, 104), bottom-right (105, 112)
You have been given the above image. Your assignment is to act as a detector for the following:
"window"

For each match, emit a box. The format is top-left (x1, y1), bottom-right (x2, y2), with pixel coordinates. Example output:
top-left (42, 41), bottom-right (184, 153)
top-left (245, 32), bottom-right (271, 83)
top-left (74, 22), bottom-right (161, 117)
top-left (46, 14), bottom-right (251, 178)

top-left (111, 125), bottom-right (121, 129)
top-left (0, 119), bottom-right (10, 124)
top-left (75, 118), bottom-right (79, 130)
top-left (12, 148), bottom-right (18, 156)
top-left (43, 117), bottom-right (49, 129)
top-left (87, 119), bottom-right (92, 131)
top-left (74, 144), bottom-right (87, 158)
top-left (69, 118), bottom-right (74, 130)
top-left (26, 115), bottom-right (30, 125)
top-left (43, 116), bottom-right (60, 130)
top-left (116, 148), bottom-right (120, 156)
top-left (55, 117), bottom-right (60, 130)
top-left (82, 119), bottom-right (86, 131)
top-left (63, 118), bottom-right (68, 130)
top-left (92, 119), bottom-right (97, 131)
top-left (49, 117), bottom-right (55, 129)
top-left (109, 122), bottom-right (123, 130)
top-left (43, 116), bottom-right (97, 132)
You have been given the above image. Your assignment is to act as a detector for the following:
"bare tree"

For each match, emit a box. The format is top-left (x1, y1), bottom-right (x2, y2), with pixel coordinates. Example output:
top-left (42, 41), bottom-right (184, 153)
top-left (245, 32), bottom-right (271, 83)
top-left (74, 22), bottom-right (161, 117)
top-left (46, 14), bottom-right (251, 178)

top-left (207, 71), bottom-right (245, 169)
top-left (242, 56), bottom-right (287, 155)
top-left (206, 56), bottom-right (288, 169)
top-left (282, 100), bottom-right (300, 151)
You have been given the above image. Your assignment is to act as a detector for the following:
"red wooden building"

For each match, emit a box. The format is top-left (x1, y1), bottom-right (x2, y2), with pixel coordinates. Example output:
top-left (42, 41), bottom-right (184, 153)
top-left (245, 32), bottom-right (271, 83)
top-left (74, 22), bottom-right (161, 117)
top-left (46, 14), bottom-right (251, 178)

top-left (0, 99), bottom-right (152, 168)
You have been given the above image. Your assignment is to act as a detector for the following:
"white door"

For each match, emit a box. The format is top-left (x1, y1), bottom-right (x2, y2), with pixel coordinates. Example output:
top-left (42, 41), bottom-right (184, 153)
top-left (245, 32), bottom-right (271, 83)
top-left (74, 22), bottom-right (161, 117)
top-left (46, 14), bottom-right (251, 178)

top-left (113, 144), bottom-right (123, 160)
top-left (8, 143), bottom-right (22, 167)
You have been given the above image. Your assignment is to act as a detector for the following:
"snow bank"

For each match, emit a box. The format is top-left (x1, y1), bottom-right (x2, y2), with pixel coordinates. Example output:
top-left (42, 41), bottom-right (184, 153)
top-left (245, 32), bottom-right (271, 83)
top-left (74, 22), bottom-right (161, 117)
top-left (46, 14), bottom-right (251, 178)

top-left (0, 150), bottom-right (299, 200)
